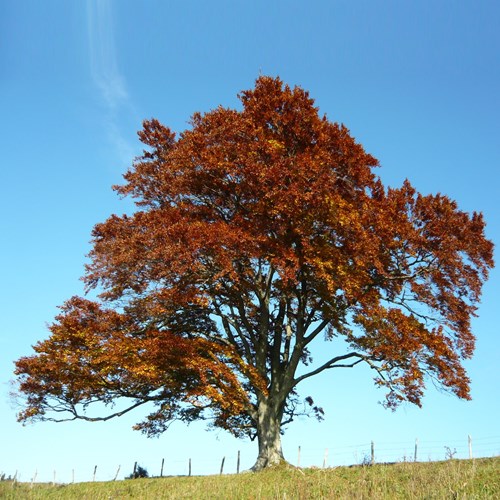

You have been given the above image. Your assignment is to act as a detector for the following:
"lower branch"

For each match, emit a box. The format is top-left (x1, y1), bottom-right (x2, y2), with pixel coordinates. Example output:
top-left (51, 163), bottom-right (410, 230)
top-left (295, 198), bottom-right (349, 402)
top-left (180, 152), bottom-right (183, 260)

top-left (44, 400), bottom-right (150, 423)
top-left (293, 352), bottom-right (368, 387)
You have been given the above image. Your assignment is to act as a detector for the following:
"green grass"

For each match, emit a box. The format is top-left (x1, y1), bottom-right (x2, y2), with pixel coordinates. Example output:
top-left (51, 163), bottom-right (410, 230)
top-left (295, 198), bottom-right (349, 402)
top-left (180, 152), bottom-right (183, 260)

top-left (1, 457), bottom-right (498, 499)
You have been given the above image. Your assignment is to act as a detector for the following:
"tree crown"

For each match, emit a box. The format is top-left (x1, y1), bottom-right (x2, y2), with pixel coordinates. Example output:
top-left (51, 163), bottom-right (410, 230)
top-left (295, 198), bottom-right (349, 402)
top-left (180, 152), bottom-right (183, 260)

top-left (14, 76), bottom-right (494, 440)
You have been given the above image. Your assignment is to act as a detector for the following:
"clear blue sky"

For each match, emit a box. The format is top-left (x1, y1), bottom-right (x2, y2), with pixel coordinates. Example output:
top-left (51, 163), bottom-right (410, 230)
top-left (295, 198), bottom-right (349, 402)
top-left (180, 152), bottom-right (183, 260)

top-left (1, 0), bottom-right (499, 482)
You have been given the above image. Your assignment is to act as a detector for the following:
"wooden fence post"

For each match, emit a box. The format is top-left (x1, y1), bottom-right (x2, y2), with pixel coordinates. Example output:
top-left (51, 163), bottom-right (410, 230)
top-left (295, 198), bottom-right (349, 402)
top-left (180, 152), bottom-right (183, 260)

top-left (323, 448), bottom-right (329, 468)
top-left (160, 458), bottom-right (165, 477)
top-left (31, 470), bottom-right (37, 489)
top-left (237, 450), bottom-right (241, 474)
top-left (370, 441), bottom-right (375, 465)
top-left (72, 469), bottom-right (75, 484)
top-left (93, 465), bottom-right (97, 482)
top-left (220, 456), bottom-right (225, 475)
top-left (113, 465), bottom-right (121, 481)
top-left (11, 471), bottom-right (18, 490)
top-left (188, 458), bottom-right (192, 477)
top-left (297, 446), bottom-right (301, 467)
top-left (414, 438), bottom-right (418, 462)
top-left (133, 462), bottom-right (137, 479)
top-left (468, 435), bottom-right (473, 459)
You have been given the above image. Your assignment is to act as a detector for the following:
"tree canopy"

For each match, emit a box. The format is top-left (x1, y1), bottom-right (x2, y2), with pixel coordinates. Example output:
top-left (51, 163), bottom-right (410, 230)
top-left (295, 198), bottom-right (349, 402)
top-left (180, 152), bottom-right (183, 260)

top-left (14, 76), bottom-right (494, 469)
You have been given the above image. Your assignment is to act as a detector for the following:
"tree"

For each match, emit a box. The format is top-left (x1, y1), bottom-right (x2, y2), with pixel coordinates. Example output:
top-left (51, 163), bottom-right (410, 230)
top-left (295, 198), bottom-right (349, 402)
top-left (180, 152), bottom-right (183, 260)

top-left (14, 77), bottom-right (494, 471)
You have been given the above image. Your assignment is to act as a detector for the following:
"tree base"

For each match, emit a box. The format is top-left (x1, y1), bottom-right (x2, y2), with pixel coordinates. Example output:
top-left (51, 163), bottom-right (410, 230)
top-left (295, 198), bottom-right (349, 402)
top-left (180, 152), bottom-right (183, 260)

top-left (250, 453), bottom-right (288, 472)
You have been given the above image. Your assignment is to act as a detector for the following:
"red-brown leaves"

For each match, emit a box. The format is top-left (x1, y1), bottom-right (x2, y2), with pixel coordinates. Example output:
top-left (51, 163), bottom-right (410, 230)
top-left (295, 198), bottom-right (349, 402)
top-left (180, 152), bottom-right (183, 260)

top-left (14, 297), bottom-right (257, 435)
top-left (14, 76), bottom-right (494, 436)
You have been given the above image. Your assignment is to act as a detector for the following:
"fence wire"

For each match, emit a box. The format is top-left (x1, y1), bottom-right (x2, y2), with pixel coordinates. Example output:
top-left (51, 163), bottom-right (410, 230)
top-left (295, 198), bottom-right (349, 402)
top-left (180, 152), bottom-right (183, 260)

top-left (2, 435), bottom-right (499, 484)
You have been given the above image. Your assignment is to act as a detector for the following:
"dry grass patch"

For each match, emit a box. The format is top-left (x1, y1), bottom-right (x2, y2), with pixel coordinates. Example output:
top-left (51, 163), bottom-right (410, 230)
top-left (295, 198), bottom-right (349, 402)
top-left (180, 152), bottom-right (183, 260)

top-left (1, 456), bottom-right (498, 499)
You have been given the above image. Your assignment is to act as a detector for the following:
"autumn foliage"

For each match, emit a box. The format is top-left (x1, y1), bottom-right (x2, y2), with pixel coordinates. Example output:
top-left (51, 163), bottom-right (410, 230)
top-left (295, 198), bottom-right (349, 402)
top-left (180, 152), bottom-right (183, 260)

top-left (14, 77), bottom-right (494, 469)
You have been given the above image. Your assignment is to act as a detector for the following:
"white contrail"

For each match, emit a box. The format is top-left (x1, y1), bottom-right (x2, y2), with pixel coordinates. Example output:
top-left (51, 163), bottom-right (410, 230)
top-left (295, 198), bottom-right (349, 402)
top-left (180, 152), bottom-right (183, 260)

top-left (87, 0), bottom-right (127, 109)
top-left (86, 0), bottom-right (135, 164)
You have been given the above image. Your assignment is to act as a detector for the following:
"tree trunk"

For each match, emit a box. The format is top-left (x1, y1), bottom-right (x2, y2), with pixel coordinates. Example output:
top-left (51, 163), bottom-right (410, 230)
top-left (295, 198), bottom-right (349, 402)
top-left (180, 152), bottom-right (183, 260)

top-left (251, 399), bottom-right (285, 471)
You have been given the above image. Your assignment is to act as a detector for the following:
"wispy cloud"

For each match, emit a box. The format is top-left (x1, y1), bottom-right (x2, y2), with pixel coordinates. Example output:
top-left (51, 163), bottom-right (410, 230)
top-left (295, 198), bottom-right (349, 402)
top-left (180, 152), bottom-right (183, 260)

top-left (107, 120), bottom-right (136, 166)
top-left (87, 0), bottom-right (127, 108)
top-left (86, 0), bottom-right (135, 164)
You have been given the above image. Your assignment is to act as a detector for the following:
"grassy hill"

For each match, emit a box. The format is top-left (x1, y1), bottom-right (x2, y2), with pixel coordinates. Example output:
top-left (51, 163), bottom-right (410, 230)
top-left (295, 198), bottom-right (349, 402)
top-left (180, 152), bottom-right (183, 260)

top-left (1, 456), bottom-right (498, 499)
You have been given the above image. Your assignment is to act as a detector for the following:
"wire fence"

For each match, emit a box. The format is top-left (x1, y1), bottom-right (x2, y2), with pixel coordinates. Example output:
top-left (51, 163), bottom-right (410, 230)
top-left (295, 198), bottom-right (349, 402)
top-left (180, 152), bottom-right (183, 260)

top-left (288, 434), bottom-right (500, 469)
top-left (2, 434), bottom-right (499, 484)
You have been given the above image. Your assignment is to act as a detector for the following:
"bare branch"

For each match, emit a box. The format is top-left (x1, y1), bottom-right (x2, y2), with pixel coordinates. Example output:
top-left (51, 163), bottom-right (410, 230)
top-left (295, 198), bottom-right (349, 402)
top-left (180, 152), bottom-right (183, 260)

top-left (303, 319), bottom-right (330, 344)
top-left (44, 400), bottom-right (149, 423)
top-left (293, 352), bottom-right (367, 386)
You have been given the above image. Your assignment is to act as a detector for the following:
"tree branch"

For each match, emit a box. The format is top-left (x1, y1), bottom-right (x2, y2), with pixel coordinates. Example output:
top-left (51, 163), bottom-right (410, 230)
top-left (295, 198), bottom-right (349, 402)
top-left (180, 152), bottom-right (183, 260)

top-left (293, 352), bottom-right (367, 386)
top-left (303, 318), bottom-right (330, 344)
top-left (44, 400), bottom-right (149, 423)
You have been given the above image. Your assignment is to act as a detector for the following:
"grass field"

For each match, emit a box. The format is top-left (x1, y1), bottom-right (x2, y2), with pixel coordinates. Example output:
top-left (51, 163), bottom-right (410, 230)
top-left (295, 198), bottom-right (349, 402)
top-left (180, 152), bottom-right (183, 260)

top-left (1, 456), bottom-right (498, 499)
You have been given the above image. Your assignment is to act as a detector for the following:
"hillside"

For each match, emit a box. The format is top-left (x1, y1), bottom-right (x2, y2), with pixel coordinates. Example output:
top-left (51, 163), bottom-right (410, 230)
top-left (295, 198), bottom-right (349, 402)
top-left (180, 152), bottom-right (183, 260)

top-left (1, 456), bottom-right (498, 499)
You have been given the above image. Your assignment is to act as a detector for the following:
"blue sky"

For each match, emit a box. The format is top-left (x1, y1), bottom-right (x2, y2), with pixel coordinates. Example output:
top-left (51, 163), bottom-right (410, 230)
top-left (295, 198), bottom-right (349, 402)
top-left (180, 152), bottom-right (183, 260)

top-left (1, 0), bottom-right (499, 482)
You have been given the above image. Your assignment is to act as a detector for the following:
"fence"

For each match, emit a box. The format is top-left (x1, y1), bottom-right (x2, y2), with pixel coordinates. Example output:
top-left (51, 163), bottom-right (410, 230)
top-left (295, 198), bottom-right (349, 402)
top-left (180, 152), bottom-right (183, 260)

top-left (2, 434), bottom-right (499, 485)
top-left (290, 434), bottom-right (500, 469)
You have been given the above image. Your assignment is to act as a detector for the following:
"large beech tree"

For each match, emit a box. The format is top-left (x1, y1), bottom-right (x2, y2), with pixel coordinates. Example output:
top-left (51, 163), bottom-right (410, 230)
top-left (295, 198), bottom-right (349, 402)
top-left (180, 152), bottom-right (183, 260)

top-left (15, 77), bottom-right (493, 470)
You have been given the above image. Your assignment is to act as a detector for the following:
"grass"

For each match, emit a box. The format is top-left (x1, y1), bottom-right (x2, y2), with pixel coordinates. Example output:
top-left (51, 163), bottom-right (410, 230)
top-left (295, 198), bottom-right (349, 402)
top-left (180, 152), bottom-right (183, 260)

top-left (1, 456), bottom-right (498, 499)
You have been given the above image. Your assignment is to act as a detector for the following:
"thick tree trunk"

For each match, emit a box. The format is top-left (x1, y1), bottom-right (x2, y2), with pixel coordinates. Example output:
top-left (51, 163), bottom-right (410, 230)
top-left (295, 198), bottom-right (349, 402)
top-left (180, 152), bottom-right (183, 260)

top-left (251, 399), bottom-right (285, 471)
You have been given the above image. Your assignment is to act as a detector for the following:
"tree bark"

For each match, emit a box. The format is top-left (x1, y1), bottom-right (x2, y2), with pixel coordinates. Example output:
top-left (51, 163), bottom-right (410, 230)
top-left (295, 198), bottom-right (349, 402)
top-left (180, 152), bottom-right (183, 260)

top-left (251, 399), bottom-right (285, 471)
